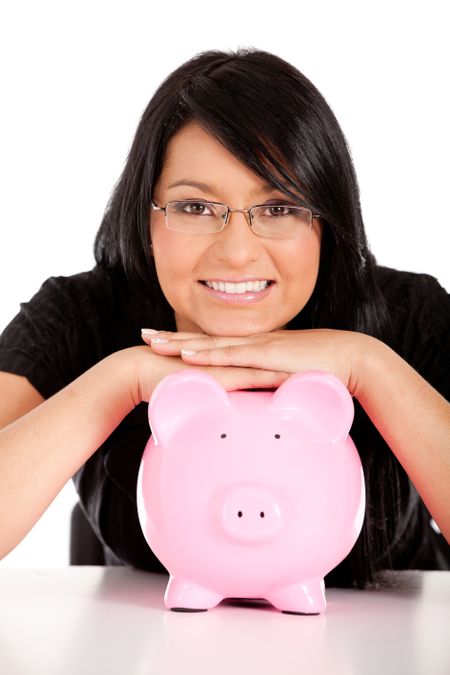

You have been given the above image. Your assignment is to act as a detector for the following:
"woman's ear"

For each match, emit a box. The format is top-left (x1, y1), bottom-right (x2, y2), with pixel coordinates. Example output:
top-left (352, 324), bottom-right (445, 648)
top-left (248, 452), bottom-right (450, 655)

top-left (313, 216), bottom-right (323, 241)
top-left (149, 209), bottom-right (154, 256)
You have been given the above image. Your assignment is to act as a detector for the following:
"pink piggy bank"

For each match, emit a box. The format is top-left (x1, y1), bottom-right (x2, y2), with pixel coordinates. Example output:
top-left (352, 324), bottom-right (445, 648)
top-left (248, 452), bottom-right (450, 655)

top-left (137, 369), bottom-right (365, 614)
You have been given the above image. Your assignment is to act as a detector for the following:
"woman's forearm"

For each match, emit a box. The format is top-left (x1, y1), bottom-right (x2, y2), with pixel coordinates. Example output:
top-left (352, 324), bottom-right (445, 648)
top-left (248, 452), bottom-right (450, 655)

top-left (0, 351), bottom-right (136, 560)
top-left (354, 335), bottom-right (450, 543)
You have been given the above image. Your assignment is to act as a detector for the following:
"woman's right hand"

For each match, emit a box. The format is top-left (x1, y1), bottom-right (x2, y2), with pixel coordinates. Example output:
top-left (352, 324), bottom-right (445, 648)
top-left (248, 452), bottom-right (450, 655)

top-left (115, 345), bottom-right (290, 406)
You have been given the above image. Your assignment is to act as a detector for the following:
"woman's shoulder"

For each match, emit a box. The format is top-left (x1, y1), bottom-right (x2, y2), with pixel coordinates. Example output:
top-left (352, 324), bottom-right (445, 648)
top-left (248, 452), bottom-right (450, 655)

top-left (29, 263), bottom-right (128, 311)
top-left (374, 265), bottom-right (449, 331)
top-left (374, 264), bottom-right (448, 302)
top-left (0, 264), bottom-right (144, 398)
top-left (15, 263), bottom-right (143, 336)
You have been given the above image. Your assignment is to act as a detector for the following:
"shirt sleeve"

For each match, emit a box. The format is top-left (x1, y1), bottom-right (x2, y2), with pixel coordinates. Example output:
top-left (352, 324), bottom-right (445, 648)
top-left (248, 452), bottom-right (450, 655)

top-left (377, 268), bottom-right (450, 403)
top-left (0, 268), bottom-right (113, 399)
top-left (406, 274), bottom-right (450, 402)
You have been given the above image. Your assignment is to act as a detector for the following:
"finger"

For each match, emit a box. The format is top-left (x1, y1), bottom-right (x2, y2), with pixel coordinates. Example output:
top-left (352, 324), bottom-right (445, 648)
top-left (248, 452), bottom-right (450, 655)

top-left (141, 329), bottom-right (204, 343)
top-left (141, 331), bottom-right (205, 351)
top-left (148, 334), bottom-right (257, 355)
top-left (209, 366), bottom-right (291, 391)
top-left (179, 342), bottom-right (290, 372)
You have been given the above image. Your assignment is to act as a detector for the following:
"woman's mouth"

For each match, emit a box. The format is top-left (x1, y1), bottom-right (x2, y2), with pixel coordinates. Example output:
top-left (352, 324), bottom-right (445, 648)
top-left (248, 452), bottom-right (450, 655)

top-left (198, 279), bottom-right (275, 304)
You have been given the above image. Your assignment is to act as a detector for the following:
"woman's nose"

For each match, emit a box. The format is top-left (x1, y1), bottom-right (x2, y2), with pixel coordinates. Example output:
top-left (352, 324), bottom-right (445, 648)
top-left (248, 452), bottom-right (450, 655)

top-left (212, 210), bottom-right (262, 266)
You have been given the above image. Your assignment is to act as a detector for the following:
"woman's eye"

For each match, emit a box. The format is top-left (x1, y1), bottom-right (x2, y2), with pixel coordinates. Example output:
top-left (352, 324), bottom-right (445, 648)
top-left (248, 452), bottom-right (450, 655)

top-left (179, 201), bottom-right (212, 216)
top-left (263, 205), bottom-right (292, 217)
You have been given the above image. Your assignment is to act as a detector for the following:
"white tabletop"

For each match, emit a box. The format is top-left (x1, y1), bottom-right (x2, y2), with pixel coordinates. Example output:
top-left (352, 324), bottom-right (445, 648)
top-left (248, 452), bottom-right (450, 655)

top-left (0, 568), bottom-right (449, 675)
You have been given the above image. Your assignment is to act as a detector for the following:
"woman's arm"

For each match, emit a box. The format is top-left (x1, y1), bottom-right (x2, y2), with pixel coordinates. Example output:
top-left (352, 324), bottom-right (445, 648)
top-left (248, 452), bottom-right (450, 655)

top-left (0, 345), bottom-right (287, 560)
top-left (353, 335), bottom-right (450, 542)
top-left (143, 328), bottom-right (450, 543)
top-left (0, 350), bottom-right (135, 559)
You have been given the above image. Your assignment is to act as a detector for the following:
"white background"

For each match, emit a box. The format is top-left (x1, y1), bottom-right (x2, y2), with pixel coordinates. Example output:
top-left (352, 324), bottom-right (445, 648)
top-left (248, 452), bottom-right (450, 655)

top-left (1, 0), bottom-right (448, 567)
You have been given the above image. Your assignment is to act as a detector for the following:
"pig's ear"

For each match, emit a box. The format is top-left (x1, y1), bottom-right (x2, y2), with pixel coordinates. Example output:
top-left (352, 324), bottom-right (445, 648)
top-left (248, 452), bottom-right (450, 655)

top-left (148, 369), bottom-right (231, 445)
top-left (270, 370), bottom-right (354, 441)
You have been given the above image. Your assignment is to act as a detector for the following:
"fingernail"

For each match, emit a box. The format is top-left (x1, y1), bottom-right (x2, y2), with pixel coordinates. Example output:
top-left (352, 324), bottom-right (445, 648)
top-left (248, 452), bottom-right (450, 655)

top-left (152, 337), bottom-right (169, 344)
top-left (141, 328), bottom-right (159, 336)
top-left (181, 349), bottom-right (197, 356)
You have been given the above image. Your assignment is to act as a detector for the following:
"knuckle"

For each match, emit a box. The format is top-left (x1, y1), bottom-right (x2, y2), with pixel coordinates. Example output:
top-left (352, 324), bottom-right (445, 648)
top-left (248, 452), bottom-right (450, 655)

top-left (266, 336), bottom-right (281, 350)
top-left (223, 344), bottom-right (236, 358)
top-left (247, 367), bottom-right (260, 382)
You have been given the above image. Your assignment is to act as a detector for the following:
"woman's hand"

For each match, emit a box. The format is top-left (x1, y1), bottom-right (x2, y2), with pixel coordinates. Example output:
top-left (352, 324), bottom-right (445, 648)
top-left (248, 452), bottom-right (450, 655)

top-left (141, 328), bottom-right (370, 396)
top-left (123, 345), bottom-right (291, 405)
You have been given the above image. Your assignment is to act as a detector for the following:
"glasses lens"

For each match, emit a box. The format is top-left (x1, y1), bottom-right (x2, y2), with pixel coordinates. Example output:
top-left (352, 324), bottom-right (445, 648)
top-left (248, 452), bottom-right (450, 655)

top-left (251, 205), bottom-right (313, 239)
top-left (166, 201), bottom-right (227, 233)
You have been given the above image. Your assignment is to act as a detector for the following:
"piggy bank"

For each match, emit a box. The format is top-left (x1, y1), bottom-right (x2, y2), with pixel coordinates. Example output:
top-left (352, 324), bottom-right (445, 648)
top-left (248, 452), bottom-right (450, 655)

top-left (137, 369), bottom-right (365, 614)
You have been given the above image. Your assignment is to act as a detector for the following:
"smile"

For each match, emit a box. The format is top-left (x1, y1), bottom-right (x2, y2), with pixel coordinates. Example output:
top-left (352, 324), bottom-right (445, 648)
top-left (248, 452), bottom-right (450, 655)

top-left (198, 280), bottom-right (275, 304)
top-left (202, 280), bottom-right (271, 294)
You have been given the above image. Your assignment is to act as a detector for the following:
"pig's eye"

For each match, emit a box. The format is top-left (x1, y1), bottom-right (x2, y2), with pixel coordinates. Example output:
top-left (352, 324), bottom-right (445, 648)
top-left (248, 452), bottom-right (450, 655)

top-left (274, 434), bottom-right (281, 439)
top-left (220, 433), bottom-right (227, 439)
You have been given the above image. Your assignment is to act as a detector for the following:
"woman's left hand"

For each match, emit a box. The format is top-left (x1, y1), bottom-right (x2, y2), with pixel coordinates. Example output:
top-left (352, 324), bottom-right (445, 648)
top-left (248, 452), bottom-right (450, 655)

top-left (141, 328), bottom-right (372, 396)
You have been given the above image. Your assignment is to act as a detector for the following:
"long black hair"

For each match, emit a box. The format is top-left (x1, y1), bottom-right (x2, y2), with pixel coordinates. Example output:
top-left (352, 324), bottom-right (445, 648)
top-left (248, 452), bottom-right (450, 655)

top-left (94, 48), bottom-right (416, 588)
top-left (94, 47), bottom-right (388, 334)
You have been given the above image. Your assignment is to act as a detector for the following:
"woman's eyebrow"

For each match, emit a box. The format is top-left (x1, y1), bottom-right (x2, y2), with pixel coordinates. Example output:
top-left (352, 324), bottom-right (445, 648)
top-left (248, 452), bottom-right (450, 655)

top-left (167, 179), bottom-right (285, 195)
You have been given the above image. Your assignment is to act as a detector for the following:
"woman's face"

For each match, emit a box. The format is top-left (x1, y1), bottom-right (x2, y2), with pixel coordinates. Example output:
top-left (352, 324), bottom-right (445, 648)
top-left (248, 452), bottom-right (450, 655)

top-left (150, 122), bottom-right (322, 336)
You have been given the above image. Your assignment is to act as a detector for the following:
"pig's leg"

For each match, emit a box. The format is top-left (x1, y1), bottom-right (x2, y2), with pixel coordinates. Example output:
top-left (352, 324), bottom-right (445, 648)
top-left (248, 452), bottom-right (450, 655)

top-left (164, 576), bottom-right (224, 611)
top-left (267, 578), bottom-right (326, 614)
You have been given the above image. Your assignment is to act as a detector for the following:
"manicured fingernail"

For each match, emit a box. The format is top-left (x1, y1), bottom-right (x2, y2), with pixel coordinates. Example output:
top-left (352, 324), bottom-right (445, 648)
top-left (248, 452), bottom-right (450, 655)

top-left (152, 337), bottom-right (169, 344)
top-left (141, 328), bottom-right (159, 335)
top-left (181, 349), bottom-right (197, 356)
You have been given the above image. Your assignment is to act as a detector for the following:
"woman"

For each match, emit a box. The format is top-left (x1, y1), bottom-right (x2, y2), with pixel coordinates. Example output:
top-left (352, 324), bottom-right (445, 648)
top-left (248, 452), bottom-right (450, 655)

top-left (0, 48), bottom-right (448, 587)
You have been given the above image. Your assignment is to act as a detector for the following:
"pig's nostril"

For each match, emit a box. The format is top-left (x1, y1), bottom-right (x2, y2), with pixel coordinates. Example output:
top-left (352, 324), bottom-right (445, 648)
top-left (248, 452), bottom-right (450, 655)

top-left (222, 490), bottom-right (281, 541)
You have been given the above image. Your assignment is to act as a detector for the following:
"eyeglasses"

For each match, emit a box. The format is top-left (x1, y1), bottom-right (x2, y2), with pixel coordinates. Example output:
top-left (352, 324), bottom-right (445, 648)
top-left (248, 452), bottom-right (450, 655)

top-left (150, 199), bottom-right (320, 239)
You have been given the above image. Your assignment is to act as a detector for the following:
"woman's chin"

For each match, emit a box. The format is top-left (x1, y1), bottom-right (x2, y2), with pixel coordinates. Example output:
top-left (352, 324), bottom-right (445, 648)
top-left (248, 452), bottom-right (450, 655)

top-left (197, 317), bottom-right (278, 337)
top-left (175, 307), bottom-right (285, 336)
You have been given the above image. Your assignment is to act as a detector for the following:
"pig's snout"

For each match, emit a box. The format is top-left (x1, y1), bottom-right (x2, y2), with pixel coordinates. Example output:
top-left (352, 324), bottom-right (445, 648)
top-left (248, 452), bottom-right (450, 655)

top-left (220, 485), bottom-right (283, 542)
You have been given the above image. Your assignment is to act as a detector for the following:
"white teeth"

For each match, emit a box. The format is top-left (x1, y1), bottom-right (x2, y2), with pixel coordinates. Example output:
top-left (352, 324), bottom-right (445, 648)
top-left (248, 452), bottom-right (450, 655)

top-left (204, 280), bottom-right (270, 293)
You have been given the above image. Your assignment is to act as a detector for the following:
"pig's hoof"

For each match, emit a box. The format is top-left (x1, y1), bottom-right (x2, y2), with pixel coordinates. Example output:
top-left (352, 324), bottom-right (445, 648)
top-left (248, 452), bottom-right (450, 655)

top-left (282, 610), bottom-right (320, 615)
top-left (171, 607), bottom-right (208, 612)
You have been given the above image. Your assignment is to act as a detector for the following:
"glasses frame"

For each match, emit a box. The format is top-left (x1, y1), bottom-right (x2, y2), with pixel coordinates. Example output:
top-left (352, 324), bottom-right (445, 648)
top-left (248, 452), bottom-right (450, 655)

top-left (150, 199), bottom-right (320, 238)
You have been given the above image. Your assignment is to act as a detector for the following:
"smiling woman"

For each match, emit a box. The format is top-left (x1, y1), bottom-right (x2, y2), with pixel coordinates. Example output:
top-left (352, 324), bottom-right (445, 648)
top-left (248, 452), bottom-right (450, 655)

top-left (0, 48), bottom-right (449, 587)
top-left (149, 122), bottom-right (322, 336)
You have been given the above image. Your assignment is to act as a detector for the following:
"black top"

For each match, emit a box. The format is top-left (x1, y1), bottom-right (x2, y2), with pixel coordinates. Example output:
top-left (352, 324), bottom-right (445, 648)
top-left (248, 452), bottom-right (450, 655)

top-left (0, 263), bottom-right (449, 583)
